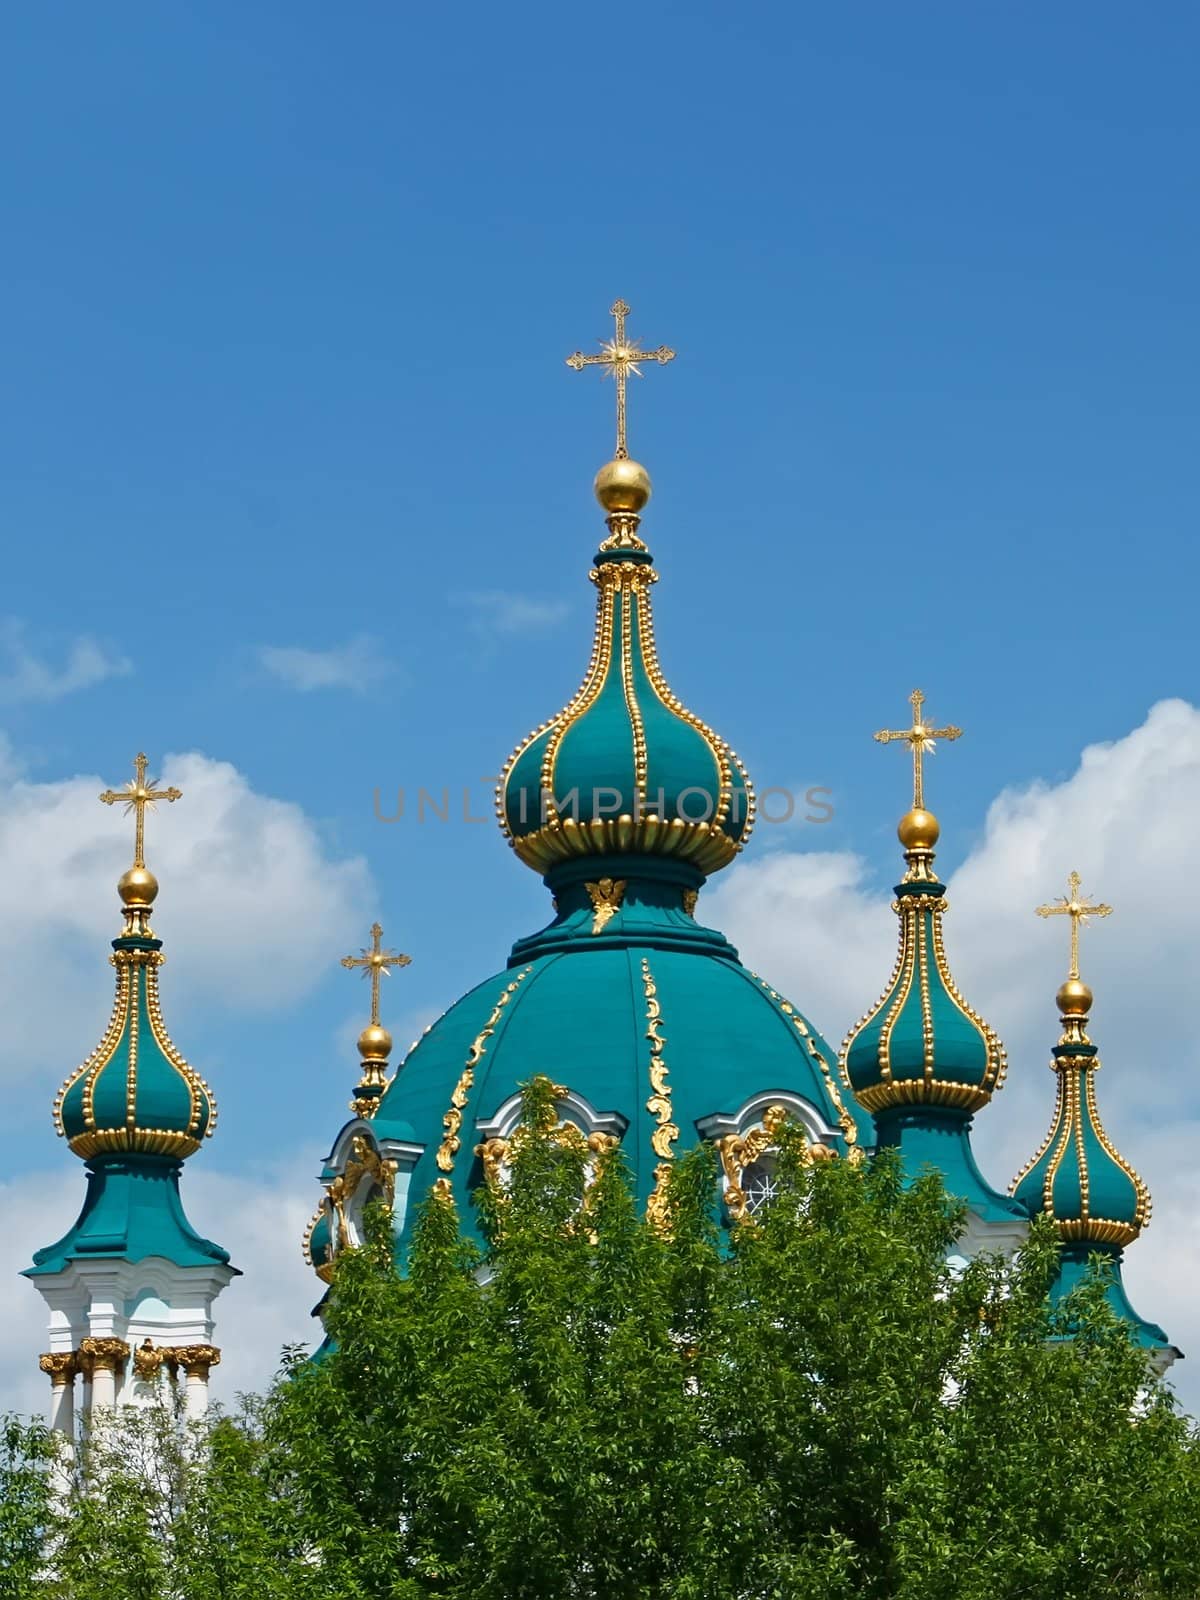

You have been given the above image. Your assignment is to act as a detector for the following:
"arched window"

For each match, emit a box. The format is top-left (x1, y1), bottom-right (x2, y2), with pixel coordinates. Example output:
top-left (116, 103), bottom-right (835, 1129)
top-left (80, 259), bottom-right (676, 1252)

top-left (697, 1092), bottom-right (838, 1224)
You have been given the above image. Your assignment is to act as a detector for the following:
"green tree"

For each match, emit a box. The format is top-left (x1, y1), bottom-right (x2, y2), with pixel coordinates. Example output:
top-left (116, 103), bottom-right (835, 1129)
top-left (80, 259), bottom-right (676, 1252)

top-left (5, 1082), bottom-right (1200, 1598)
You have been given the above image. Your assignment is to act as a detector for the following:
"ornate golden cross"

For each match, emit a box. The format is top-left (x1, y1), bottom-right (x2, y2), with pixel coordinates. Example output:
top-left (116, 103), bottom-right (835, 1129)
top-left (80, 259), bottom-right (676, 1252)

top-left (1036, 872), bottom-right (1112, 980)
top-left (341, 922), bottom-right (411, 1025)
top-left (873, 689), bottom-right (963, 811)
top-left (566, 299), bottom-right (675, 460)
top-left (99, 752), bottom-right (183, 867)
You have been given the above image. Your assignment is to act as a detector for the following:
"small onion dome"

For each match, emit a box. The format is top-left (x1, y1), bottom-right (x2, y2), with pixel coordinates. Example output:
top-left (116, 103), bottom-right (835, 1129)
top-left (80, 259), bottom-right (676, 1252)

top-left (841, 813), bottom-right (1006, 1116)
top-left (1010, 984), bottom-right (1151, 1248)
top-left (53, 928), bottom-right (215, 1162)
top-left (303, 1202), bottom-right (335, 1284)
top-left (498, 459), bottom-right (754, 878)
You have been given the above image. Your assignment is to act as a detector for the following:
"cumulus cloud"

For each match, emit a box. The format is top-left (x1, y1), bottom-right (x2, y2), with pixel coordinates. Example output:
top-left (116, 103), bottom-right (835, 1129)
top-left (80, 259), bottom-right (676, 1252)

top-left (0, 750), bottom-right (372, 1089)
top-left (258, 636), bottom-right (395, 693)
top-left (0, 621), bottom-right (130, 704)
top-left (707, 699), bottom-right (1200, 1410)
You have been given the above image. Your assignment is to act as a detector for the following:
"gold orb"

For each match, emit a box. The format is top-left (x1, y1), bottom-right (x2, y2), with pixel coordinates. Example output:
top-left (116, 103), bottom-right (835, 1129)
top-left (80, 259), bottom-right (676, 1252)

top-left (118, 865), bottom-right (159, 906)
top-left (897, 808), bottom-right (940, 851)
top-left (1057, 978), bottom-right (1093, 1016)
top-left (594, 457), bottom-right (652, 513)
top-left (358, 1023), bottom-right (393, 1061)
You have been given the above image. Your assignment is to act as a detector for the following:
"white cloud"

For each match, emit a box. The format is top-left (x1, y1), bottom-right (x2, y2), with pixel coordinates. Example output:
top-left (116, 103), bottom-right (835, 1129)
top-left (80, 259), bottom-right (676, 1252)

top-left (707, 699), bottom-right (1200, 1410)
top-left (454, 591), bottom-right (570, 637)
top-left (258, 636), bottom-right (394, 693)
top-left (0, 621), bottom-right (130, 704)
top-left (0, 750), bottom-right (372, 1089)
top-left (3, 1158), bottom-right (322, 1418)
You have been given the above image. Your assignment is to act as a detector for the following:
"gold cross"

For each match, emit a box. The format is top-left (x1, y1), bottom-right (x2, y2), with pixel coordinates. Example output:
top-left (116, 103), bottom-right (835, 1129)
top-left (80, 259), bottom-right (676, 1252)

top-left (99, 753), bottom-right (183, 867)
top-left (566, 299), bottom-right (675, 460)
top-left (873, 690), bottom-right (963, 811)
top-left (341, 922), bottom-right (411, 1025)
top-left (1036, 872), bottom-right (1112, 981)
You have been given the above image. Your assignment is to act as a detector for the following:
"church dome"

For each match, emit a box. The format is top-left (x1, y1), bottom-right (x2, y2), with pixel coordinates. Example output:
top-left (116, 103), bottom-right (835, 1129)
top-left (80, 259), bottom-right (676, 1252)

top-left (497, 465), bottom-right (753, 878)
top-left (842, 764), bottom-right (1006, 1117)
top-left (370, 937), bottom-right (867, 1244)
top-left (53, 758), bottom-right (215, 1162)
top-left (309, 301), bottom-right (875, 1266)
top-left (1011, 883), bottom-right (1150, 1247)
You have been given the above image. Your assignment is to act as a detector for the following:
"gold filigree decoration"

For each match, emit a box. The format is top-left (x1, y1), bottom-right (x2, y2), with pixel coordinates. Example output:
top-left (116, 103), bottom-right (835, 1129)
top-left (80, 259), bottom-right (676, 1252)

top-left (132, 1339), bottom-right (165, 1381)
top-left (873, 689), bottom-right (962, 812)
top-left (752, 977), bottom-right (859, 1150)
top-left (716, 1104), bottom-right (788, 1223)
top-left (565, 298), bottom-right (675, 462)
top-left (327, 1135), bottom-right (398, 1252)
top-left (585, 877), bottom-right (626, 934)
top-left (435, 968), bottom-right (533, 1174)
top-left (642, 958), bottom-right (679, 1232)
top-left (681, 888), bottom-right (698, 917)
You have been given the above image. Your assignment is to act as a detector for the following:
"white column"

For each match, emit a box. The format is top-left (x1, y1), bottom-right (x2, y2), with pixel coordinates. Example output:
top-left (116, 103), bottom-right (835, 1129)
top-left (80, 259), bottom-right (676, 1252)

top-left (39, 1354), bottom-right (77, 1501)
top-left (175, 1345), bottom-right (220, 1421)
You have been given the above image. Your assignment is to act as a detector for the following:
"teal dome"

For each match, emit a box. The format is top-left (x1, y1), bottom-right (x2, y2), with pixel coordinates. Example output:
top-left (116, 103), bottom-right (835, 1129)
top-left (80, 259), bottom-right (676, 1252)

top-left (499, 538), bottom-right (753, 878)
top-left (303, 1202), bottom-right (335, 1284)
top-left (1011, 1038), bottom-right (1150, 1247)
top-left (842, 876), bottom-right (1006, 1116)
top-left (371, 913), bottom-right (869, 1246)
top-left (55, 932), bottom-right (215, 1161)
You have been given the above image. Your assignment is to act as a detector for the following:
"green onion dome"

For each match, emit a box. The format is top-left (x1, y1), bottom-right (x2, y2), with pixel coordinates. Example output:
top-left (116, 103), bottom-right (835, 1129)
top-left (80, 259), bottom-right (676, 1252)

top-left (53, 863), bottom-right (215, 1161)
top-left (497, 462), bottom-right (754, 879)
top-left (303, 1201), bottom-right (335, 1284)
top-left (1011, 976), bottom-right (1151, 1248)
top-left (841, 809), bottom-right (1006, 1116)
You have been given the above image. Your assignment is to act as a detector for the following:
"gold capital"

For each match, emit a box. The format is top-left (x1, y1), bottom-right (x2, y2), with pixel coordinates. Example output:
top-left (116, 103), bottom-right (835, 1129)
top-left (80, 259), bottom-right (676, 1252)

top-left (1036, 871), bottom-right (1112, 981)
top-left (341, 922), bottom-right (411, 1027)
top-left (99, 752), bottom-right (182, 869)
top-left (566, 299), bottom-right (676, 460)
top-left (77, 1336), bottom-right (131, 1375)
top-left (873, 689), bottom-right (963, 811)
top-left (39, 1351), bottom-right (77, 1384)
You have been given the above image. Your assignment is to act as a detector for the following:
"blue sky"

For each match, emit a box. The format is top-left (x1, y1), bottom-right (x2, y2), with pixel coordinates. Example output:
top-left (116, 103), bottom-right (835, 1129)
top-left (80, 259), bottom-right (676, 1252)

top-left (2, 4), bottom-right (1199, 1401)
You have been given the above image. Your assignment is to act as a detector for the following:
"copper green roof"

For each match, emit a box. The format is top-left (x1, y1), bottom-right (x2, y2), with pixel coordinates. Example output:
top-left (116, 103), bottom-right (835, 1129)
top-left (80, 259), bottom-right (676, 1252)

top-left (24, 1154), bottom-right (233, 1276)
top-left (498, 532), bottom-right (753, 878)
top-left (843, 875), bottom-right (1006, 1117)
top-left (55, 932), bottom-right (215, 1161)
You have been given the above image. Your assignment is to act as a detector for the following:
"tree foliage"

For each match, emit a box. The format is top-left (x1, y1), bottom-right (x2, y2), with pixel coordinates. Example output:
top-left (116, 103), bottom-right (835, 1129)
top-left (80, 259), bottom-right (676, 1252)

top-left (6, 1080), bottom-right (1200, 1598)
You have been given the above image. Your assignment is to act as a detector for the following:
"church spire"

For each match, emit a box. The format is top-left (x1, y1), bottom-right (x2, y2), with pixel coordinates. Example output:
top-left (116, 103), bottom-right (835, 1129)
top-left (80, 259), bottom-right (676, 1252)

top-left (842, 693), bottom-right (1022, 1242)
top-left (53, 754), bottom-right (214, 1159)
top-left (1011, 877), bottom-right (1150, 1246)
top-left (1010, 877), bottom-right (1172, 1362)
top-left (842, 691), bottom-right (1006, 1114)
top-left (498, 300), bottom-right (754, 897)
top-left (27, 752), bottom-right (234, 1443)
top-left (341, 921), bottom-right (411, 1118)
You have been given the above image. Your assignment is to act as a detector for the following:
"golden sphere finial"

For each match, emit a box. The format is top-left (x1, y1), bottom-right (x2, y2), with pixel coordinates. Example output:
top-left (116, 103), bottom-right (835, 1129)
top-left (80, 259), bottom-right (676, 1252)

top-left (1057, 977), bottom-right (1094, 1018)
top-left (118, 865), bottom-right (159, 907)
top-left (594, 457), bottom-right (652, 513)
top-left (358, 1023), bottom-right (393, 1063)
top-left (898, 808), bottom-right (940, 851)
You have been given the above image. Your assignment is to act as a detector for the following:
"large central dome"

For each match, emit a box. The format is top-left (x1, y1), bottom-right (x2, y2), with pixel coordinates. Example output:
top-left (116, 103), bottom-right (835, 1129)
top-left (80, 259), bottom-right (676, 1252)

top-left (307, 308), bottom-right (868, 1281)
